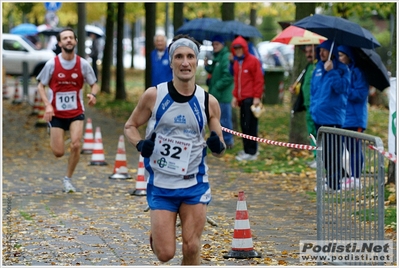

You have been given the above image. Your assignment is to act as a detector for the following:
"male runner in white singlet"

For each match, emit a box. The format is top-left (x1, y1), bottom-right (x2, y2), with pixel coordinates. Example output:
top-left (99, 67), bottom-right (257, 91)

top-left (124, 34), bottom-right (226, 265)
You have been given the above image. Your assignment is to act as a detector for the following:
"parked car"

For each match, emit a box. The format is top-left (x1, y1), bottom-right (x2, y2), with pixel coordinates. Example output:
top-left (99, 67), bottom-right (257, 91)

top-left (2, 33), bottom-right (55, 77)
top-left (195, 43), bottom-right (213, 86)
top-left (257, 41), bottom-right (294, 71)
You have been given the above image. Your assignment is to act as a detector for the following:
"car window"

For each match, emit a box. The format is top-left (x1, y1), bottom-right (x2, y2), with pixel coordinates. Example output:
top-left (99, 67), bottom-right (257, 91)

top-left (3, 40), bottom-right (28, 52)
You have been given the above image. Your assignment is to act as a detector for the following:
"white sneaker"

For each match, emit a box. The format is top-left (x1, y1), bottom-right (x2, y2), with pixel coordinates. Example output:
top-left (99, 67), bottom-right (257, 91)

top-left (314, 183), bottom-right (340, 193)
top-left (238, 150), bottom-right (259, 157)
top-left (342, 177), bottom-right (362, 191)
top-left (63, 177), bottom-right (76, 193)
top-left (236, 153), bottom-right (258, 161)
top-left (308, 160), bottom-right (317, 169)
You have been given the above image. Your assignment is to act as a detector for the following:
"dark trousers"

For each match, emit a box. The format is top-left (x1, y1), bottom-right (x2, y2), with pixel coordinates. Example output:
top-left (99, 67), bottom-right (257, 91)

top-left (91, 57), bottom-right (98, 80)
top-left (315, 124), bottom-right (346, 190)
top-left (240, 98), bottom-right (258, 155)
top-left (343, 127), bottom-right (365, 178)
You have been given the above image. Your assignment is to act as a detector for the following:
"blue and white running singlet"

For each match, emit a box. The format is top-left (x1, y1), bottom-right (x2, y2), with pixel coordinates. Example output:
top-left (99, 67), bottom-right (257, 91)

top-left (144, 82), bottom-right (209, 189)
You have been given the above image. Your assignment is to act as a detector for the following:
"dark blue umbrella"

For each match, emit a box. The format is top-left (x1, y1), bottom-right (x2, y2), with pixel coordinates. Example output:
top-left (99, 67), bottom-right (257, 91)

top-left (10, 23), bottom-right (38, 36)
top-left (293, 14), bottom-right (380, 49)
top-left (352, 48), bottom-right (390, 92)
top-left (175, 18), bottom-right (221, 43)
top-left (37, 27), bottom-right (63, 36)
top-left (204, 20), bottom-right (263, 41)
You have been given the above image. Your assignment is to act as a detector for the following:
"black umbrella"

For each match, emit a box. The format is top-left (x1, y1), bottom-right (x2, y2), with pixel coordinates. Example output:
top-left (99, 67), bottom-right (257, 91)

top-left (175, 18), bottom-right (221, 43)
top-left (294, 14), bottom-right (380, 49)
top-left (37, 27), bottom-right (63, 36)
top-left (203, 20), bottom-right (262, 41)
top-left (352, 48), bottom-right (390, 92)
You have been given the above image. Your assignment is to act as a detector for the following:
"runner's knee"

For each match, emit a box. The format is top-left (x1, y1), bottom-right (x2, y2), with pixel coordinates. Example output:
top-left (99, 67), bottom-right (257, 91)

top-left (182, 239), bottom-right (200, 258)
top-left (52, 148), bottom-right (64, 158)
top-left (70, 139), bottom-right (81, 152)
top-left (155, 247), bottom-right (175, 263)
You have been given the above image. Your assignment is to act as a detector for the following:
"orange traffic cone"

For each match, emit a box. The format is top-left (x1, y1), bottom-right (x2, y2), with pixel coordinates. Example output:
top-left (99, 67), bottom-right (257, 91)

top-left (89, 127), bottom-right (108, 166)
top-left (3, 73), bottom-right (9, 99)
top-left (109, 135), bottom-right (132, 180)
top-left (34, 100), bottom-right (47, 128)
top-left (223, 191), bottom-right (261, 259)
top-left (31, 90), bottom-right (41, 115)
top-left (128, 155), bottom-right (147, 196)
top-left (12, 77), bottom-right (22, 104)
top-left (81, 118), bottom-right (94, 154)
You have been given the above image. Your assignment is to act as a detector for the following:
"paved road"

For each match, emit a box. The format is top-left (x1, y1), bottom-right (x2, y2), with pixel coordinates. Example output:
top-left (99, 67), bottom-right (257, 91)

top-left (2, 85), bottom-right (320, 266)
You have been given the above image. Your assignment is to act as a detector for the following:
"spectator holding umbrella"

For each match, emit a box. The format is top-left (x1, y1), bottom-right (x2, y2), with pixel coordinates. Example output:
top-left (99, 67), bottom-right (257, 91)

top-left (311, 40), bottom-right (350, 192)
top-left (337, 45), bottom-right (369, 190)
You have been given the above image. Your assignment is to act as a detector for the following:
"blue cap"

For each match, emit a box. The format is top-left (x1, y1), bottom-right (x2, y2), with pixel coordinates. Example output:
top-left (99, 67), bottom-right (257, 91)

top-left (337, 45), bottom-right (354, 61)
top-left (211, 35), bottom-right (225, 45)
top-left (318, 40), bottom-right (333, 51)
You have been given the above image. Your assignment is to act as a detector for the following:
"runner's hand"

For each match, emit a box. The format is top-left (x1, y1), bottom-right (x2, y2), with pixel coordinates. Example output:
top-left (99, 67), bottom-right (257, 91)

top-left (137, 132), bottom-right (156, 158)
top-left (206, 131), bottom-right (225, 154)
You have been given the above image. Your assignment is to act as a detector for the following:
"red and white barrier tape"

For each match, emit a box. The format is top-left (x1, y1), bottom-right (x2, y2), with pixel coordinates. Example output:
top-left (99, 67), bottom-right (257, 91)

top-left (368, 145), bottom-right (397, 163)
top-left (221, 127), bottom-right (317, 151)
top-left (221, 127), bottom-right (395, 162)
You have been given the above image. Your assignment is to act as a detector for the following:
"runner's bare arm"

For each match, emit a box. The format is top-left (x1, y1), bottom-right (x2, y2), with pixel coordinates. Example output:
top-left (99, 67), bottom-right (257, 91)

top-left (37, 82), bottom-right (54, 122)
top-left (207, 94), bottom-right (226, 157)
top-left (87, 83), bottom-right (99, 106)
top-left (124, 87), bottom-right (157, 147)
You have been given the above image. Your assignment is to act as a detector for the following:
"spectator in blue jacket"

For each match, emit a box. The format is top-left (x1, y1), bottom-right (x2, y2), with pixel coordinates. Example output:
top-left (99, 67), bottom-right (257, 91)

top-left (338, 45), bottom-right (369, 190)
top-left (311, 40), bottom-right (350, 192)
top-left (151, 34), bottom-right (173, 86)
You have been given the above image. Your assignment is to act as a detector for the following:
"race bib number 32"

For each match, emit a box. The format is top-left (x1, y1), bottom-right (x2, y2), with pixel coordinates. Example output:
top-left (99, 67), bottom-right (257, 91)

top-left (151, 133), bottom-right (192, 175)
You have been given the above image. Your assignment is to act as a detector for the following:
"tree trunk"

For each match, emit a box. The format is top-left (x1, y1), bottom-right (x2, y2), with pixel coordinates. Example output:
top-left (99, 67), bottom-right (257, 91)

top-left (130, 21), bottom-right (135, 69)
top-left (221, 3), bottom-right (237, 128)
top-left (77, 3), bottom-right (86, 58)
top-left (101, 3), bottom-right (115, 94)
top-left (115, 3), bottom-right (126, 100)
top-left (288, 3), bottom-right (316, 145)
top-left (145, 3), bottom-right (156, 90)
top-left (221, 3), bottom-right (234, 21)
top-left (173, 3), bottom-right (184, 35)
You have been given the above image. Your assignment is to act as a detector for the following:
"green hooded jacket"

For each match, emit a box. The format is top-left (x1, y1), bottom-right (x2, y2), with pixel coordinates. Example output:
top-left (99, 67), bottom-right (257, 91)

top-left (205, 46), bottom-right (234, 103)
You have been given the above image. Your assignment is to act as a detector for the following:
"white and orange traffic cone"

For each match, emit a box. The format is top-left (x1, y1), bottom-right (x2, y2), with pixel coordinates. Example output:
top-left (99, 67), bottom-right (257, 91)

top-left (128, 155), bottom-right (147, 196)
top-left (34, 100), bottom-right (47, 128)
top-left (81, 118), bottom-right (95, 154)
top-left (12, 77), bottom-right (22, 104)
top-left (109, 135), bottom-right (132, 180)
top-left (31, 90), bottom-right (41, 115)
top-left (89, 126), bottom-right (108, 166)
top-left (3, 70), bottom-right (9, 99)
top-left (223, 191), bottom-right (261, 259)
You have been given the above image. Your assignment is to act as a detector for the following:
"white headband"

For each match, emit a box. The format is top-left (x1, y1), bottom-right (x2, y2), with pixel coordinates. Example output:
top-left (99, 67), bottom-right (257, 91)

top-left (169, 38), bottom-right (199, 62)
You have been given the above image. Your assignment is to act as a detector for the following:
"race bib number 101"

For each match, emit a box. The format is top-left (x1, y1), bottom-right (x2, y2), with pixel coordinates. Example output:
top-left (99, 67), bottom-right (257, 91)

top-left (151, 133), bottom-right (192, 175)
top-left (56, 91), bottom-right (78, 111)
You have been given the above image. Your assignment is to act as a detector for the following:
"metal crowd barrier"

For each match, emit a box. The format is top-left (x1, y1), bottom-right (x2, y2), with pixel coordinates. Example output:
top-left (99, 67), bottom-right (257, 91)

top-left (316, 127), bottom-right (385, 266)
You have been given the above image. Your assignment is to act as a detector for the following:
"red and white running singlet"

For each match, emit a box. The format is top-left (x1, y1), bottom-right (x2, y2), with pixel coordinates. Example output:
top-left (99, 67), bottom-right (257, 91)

top-left (48, 56), bottom-right (84, 118)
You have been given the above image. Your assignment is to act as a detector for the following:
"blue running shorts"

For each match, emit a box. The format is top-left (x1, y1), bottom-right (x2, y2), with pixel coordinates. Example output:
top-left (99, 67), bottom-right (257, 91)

top-left (147, 183), bottom-right (212, 212)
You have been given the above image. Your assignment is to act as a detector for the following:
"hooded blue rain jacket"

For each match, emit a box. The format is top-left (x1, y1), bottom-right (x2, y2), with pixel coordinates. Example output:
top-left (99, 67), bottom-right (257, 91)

top-left (310, 40), bottom-right (350, 126)
top-left (337, 45), bottom-right (369, 130)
